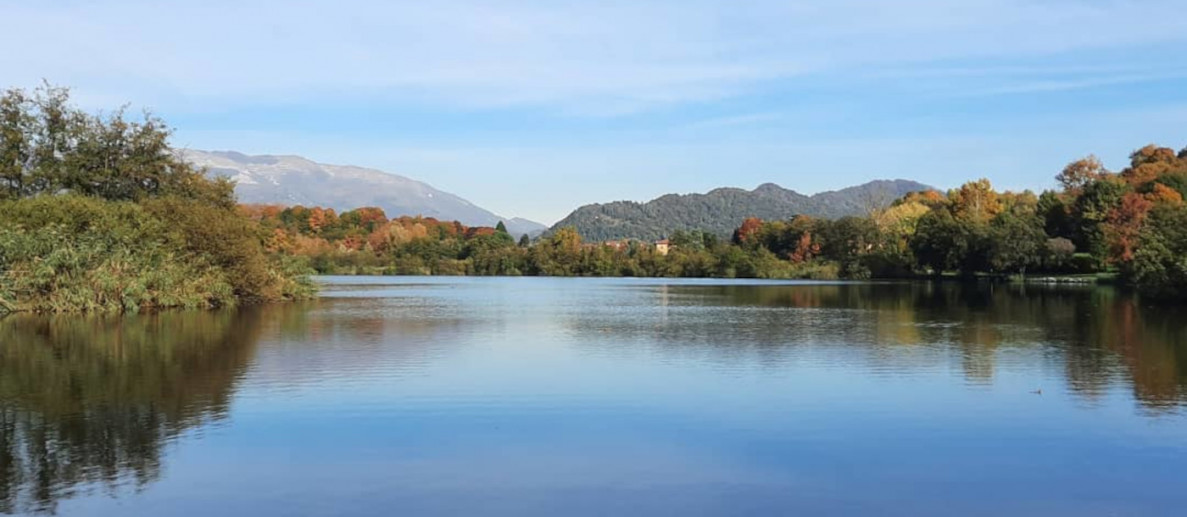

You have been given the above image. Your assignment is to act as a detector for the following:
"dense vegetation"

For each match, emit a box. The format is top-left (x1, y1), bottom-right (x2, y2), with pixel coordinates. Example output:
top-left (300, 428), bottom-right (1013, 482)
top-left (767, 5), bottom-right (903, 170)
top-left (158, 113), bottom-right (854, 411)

top-left (736, 145), bottom-right (1187, 298)
top-left (263, 144), bottom-right (1187, 300)
top-left (244, 203), bottom-right (833, 278)
top-left (2, 84), bottom-right (1182, 305)
top-left (548, 179), bottom-right (930, 241)
top-left (0, 84), bottom-right (313, 313)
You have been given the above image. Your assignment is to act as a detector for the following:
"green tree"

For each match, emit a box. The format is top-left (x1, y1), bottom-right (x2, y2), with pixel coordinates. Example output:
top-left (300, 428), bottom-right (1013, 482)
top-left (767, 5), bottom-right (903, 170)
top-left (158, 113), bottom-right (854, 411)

top-left (987, 212), bottom-right (1046, 275)
top-left (528, 227), bottom-right (583, 276)
top-left (0, 84), bottom-right (234, 206)
top-left (1125, 204), bottom-right (1187, 298)
top-left (911, 210), bottom-right (988, 275)
top-left (1071, 178), bottom-right (1128, 265)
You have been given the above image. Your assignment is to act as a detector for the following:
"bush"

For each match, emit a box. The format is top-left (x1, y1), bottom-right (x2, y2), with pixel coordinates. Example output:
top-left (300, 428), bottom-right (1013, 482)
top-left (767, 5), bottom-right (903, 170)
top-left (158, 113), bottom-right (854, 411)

top-left (1044, 238), bottom-right (1076, 272)
top-left (1067, 253), bottom-right (1100, 274)
top-left (0, 196), bottom-right (312, 313)
top-left (0, 85), bottom-right (312, 313)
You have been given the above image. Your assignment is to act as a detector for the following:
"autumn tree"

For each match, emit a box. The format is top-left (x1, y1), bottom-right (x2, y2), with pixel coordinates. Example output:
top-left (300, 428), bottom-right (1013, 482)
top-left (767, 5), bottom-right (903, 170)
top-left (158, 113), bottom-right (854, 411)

top-left (1056, 155), bottom-right (1106, 194)
top-left (1105, 193), bottom-right (1153, 263)
top-left (949, 179), bottom-right (1002, 223)
top-left (732, 217), bottom-right (764, 246)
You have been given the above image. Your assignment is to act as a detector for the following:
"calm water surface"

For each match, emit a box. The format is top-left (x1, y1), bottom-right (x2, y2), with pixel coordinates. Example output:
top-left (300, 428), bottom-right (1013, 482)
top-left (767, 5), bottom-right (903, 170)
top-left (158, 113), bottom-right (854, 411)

top-left (2, 277), bottom-right (1186, 516)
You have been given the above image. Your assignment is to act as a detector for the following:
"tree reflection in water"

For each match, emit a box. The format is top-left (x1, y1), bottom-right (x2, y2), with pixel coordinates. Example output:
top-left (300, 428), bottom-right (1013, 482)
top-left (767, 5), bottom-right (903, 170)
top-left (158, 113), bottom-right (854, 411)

top-left (0, 309), bottom-right (264, 514)
top-left (571, 282), bottom-right (1187, 411)
top-left (2, 281), bottom-right (1185, 514)
top-left (724, 283), bottom-right (1187, 410)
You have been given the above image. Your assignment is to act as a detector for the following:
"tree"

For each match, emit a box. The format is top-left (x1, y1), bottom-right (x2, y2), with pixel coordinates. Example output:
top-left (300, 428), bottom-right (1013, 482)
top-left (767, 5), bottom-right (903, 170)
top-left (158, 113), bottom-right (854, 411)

top-left (0, 88), bottom-right (32, 199)
top-left (1122, 145), bottom-right (1182, 187)
top-left (1044, 237), bottom-right (1076, 271)
top-left (732, 217), bottom-right (764, 246)
top-left (528, 227), bottom-right (583, 276)
top-left (1125, 204), bottom-right (1187, 299)
top-left (817, 216), bottom-right (879, 277)
top-left (1129, 144), bottom-right (1177, 167)
top-left (1147, 183), bottom-right (1183, 205)
top-left (949, 179), bottom-right (1002, 223)
top-left (987, 213), bottom-right (1046, 275)
top-left (1056, 155), bottom-right (1106, 194)
top-left (495, 221), bottom-right (508, 234)
top-left (0, 84), bottom-right (233, 206)
top-left (1037, 191), bottom-right (1073, 238)
top-left (911, 210), bottom-right (987, 275)
top-left (1104, 192), bottom-right (1153, 263)
top-left (1071, 178), bottom-right (1128, 264)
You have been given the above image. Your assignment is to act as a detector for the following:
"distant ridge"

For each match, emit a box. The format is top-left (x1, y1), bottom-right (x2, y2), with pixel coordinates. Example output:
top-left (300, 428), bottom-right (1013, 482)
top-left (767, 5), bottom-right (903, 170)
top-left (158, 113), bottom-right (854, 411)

top-left (183, 150), bottom-right (547, 237)
top-left (550, 179), bottom-right (933, 241)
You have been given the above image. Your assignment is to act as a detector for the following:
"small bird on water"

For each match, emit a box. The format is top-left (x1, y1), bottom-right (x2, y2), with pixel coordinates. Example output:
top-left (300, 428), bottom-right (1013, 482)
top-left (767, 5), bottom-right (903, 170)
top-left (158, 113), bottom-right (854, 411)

top-left (1031, 388), bottom-right (1043, 395)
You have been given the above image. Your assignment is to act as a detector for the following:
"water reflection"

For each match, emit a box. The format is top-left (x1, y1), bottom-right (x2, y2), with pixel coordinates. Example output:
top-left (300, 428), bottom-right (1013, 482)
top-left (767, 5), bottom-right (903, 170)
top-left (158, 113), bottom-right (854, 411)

top-left (0, 310), bottom-right (263, 514)
top-left (566, 282), bottom-right (1187, 410)
top-left (245, 296), bottom-right (477, 391)
top-left (1, 279), bottom-right (1185, 516)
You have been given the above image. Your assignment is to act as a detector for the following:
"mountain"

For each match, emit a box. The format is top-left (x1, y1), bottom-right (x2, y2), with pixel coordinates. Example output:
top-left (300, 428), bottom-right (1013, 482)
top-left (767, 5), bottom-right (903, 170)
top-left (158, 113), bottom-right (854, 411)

top-left (184, 150), bottom-right (547, 237)
top-left (550, 179), bottom-right (933, 241)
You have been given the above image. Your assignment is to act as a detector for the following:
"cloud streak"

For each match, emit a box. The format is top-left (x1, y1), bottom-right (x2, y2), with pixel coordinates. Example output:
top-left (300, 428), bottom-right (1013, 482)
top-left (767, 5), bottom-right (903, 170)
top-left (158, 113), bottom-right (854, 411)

top-left (4, 0), bottom-right (1186, 114)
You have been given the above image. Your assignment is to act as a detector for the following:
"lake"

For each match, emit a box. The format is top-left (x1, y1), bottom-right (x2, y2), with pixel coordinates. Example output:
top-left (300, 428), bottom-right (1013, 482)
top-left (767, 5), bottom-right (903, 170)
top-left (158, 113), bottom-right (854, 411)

top-left (2, 277), bottom-right (1186, 516)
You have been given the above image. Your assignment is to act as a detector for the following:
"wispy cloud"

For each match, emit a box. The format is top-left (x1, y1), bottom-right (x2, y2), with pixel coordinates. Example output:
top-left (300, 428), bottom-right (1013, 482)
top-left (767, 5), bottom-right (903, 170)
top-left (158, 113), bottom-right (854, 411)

top-left (954, 71), bottom-right (1187, 97)
top-left (3, 0), bottom-right (1186, 115)
top-left (680, 112), bottom-right (784, 131)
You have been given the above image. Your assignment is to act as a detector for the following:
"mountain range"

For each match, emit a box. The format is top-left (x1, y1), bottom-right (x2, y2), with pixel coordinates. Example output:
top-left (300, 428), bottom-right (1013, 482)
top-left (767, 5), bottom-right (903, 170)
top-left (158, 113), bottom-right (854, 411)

top-left (185, 150), bottom-right (932, 242)
top-left (183, 150), bottom-right (548, 237)
top-left (549, 179), bottom-right (933, 241)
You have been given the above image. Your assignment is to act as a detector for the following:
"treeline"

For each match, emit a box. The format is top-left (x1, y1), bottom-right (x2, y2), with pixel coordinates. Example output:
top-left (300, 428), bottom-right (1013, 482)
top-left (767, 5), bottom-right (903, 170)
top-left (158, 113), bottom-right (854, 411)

top-left (0, 84), bottom-right (313, 313)
top-left (243, 203), bottom-right (835, 278)
top-left (268, 143), bottom-right (1187, 300)
top-left (726, 144), bottom-right (1187, 298)
top-left (713, 144), bottom-right (1187, 298)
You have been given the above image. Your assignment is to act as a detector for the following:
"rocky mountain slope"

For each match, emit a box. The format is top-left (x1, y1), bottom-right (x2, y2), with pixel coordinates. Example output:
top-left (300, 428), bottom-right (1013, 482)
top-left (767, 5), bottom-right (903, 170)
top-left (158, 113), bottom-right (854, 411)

top-left (184, 150), bottom-right (546, 237)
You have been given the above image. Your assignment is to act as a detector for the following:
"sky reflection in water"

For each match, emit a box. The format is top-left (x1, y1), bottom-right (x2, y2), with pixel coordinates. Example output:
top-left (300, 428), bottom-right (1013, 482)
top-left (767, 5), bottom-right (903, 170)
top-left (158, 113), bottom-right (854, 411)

top-left (2, 278), bottom-right (1185, 516)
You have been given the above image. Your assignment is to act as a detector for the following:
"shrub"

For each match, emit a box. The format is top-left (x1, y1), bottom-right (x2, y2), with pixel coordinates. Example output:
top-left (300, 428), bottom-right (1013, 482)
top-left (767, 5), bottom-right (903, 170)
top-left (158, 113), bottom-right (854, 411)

top-left (0, 195), bottom-right (312, 313)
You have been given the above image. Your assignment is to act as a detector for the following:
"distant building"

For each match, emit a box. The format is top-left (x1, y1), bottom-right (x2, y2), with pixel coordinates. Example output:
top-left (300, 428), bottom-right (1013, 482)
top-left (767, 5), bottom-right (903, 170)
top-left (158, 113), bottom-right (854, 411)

top-left (654, 239), bottom-right (671, 256)
top-left (603, 240), bottom-right (629, 251)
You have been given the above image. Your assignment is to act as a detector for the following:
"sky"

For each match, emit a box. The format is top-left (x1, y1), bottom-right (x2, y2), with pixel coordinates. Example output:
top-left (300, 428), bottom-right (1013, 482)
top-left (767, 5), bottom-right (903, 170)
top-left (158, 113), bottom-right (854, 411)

top-left (3, 0), bottom-right (1187, 224)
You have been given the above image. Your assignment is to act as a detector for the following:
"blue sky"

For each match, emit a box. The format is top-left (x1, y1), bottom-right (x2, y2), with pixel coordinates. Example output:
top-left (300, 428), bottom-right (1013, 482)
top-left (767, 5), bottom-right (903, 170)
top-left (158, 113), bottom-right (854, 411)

top-left (4, 0), bottom-right (1186, 224)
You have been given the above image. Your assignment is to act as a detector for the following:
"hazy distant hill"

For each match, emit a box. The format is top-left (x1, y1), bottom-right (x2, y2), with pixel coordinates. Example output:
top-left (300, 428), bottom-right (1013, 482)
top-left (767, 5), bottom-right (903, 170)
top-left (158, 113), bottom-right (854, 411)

top-left (184, 150), bottom-right (547, 237)
top-left (550, 180), bottom-right (933, 241)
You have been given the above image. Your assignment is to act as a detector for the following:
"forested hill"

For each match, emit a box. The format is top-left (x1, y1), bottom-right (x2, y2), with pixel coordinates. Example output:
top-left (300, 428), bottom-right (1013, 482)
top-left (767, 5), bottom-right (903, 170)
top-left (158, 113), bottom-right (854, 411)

top-left (551, 180), bottom-right (933, 241)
